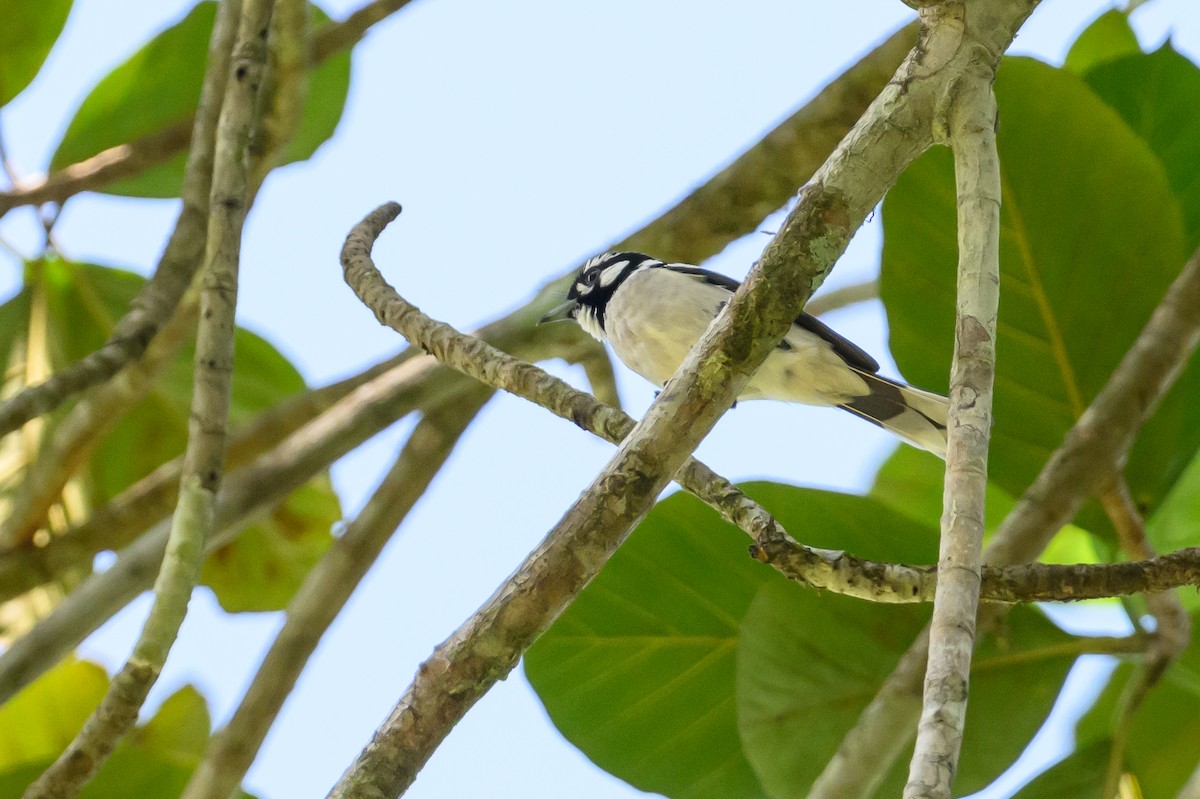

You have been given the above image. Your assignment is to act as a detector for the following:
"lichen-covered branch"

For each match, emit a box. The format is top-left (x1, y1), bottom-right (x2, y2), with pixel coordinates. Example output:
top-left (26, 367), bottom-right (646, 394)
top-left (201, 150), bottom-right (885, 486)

top-left (905, 30), bottom-right (1002, 799)
top-left (18, 3), bottom-right (272, 795)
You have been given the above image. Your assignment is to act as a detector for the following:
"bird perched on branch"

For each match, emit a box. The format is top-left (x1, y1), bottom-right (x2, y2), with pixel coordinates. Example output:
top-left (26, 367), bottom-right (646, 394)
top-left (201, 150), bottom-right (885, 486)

top-left (539, 251), bottom-right (949, 457)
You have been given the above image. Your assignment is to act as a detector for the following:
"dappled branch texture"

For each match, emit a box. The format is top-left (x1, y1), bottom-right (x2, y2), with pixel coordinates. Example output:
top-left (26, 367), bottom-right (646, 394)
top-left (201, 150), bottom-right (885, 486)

top-left (906, 36), bottom-right (1004, 798)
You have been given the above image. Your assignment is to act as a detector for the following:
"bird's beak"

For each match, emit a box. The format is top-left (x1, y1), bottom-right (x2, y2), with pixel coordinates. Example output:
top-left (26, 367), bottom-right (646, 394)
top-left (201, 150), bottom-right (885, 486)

top-left (538, 300), bottom-right (577, 325)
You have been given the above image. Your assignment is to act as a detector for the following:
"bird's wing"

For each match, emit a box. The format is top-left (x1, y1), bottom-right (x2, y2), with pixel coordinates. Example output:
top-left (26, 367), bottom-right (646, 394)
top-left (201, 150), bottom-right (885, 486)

top-left (663, 264), bottom-right (880, 374)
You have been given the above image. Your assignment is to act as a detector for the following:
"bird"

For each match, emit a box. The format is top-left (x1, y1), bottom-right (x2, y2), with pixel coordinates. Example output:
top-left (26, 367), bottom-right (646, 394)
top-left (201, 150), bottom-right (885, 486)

top-left (539, 251), bottom-right (949, 457)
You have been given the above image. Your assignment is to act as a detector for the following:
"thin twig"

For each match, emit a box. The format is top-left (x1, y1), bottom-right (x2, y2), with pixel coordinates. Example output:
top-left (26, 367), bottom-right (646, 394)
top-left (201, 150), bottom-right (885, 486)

top-left (19, 2), bottom-right (272, 795)
top-left (180, 387), bottom-right (491, 799)
top-left (808, 244), bottom-right (1200, 798)
top-left (905, 35), bottom-right (1002, 799)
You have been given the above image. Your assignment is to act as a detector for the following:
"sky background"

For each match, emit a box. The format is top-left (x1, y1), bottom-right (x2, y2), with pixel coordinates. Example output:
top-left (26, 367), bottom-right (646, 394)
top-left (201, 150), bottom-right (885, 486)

top-left (2, 1), bottom-right (1199, 797)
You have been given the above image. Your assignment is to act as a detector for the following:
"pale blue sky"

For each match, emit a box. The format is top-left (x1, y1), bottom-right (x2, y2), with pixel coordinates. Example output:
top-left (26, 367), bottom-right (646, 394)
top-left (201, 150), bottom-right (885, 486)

top-left (2, 1), bottom-right (1198, 797)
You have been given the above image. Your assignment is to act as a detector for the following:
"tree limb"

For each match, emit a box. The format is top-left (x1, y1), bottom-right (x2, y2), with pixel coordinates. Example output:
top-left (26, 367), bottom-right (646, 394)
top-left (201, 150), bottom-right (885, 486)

top-left (905, 22), bottom-right (1002, 798)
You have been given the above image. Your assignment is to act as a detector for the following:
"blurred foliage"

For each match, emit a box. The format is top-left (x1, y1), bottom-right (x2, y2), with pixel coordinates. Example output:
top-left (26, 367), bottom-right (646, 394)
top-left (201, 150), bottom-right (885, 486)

top-left (0, 0), bottom-right (73, 108)
top-left (0, 659), bottom-right (256, 798)
top-left (0, 260), bottom-right (339, 611)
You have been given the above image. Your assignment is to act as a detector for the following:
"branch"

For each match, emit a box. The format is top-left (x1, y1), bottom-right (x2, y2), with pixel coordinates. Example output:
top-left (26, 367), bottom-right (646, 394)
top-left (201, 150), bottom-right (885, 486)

top-left (20, 1), bottom-right (271, 794)
top-left (905, 31), bottom-right (1002, 799)
top-left (180, 387), bottom-right (491, 799)
top-left (808, 244), bottom-right (1200, 798)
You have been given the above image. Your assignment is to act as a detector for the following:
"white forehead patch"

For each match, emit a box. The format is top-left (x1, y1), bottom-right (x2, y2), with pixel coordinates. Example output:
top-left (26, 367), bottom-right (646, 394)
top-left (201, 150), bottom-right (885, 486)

top-left (599, 261), bottom-right (629, 287)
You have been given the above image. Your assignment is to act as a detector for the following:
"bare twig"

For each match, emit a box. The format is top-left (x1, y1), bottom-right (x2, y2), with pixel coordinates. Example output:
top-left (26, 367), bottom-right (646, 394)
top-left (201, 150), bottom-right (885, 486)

top-left (809, 244), bottom-right (1200, 798)
top-left (905, 33), bottom-right (1002, 799)
top-left (180, 387), bottom-right (491, 799)
top-left (20, 1), bottom-right (272, 794)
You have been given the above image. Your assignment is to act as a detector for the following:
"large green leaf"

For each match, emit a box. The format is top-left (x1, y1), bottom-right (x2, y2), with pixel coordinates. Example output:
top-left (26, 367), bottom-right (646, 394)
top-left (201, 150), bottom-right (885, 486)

top-left (50, 1), bottom-right (351, 198)
top-left (881, 57), bottom-right (1196, 520)
top-left (526, 486), bottom-right (780, 799)
top-left (529, 482), bottom-right (1084, 799)
top-left (869, 447), bottom-right (1098, 565)
top-left (0, 660), bottom-right (255, 798)
top-left (1063, 9), bottom-right (1140, 75)
top-left (0, 0), bottom-right (72, 107)
top-left (0, 260), bottom-right (339, 611)
top-left (1084, 45), bottom-right (1200, 251)
top-left (735, 496), bottom-right (1077, 798)
top-left (0, 659), bottom-right (107, 767)
top-left (1076, 610), bottom-right (1200, 798)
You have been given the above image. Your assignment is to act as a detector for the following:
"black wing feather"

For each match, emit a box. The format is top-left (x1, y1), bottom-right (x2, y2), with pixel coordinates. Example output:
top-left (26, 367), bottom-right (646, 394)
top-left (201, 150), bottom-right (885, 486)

top-left (662, 264), bottom-right (880, 373)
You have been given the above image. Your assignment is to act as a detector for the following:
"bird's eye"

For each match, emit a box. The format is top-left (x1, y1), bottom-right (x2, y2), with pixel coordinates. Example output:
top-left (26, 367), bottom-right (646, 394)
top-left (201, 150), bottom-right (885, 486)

top-left (585, 270), bottom-right (599, 284)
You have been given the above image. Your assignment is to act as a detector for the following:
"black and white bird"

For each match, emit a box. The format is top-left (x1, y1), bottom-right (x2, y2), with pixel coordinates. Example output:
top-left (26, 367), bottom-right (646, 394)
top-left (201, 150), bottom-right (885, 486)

top-left (540, 251), bottom-right (950, 457)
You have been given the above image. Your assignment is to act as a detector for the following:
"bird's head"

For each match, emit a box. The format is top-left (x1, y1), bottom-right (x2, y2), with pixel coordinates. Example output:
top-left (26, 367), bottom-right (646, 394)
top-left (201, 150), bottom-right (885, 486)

top-left (538, 252), bottom-right (661, 338)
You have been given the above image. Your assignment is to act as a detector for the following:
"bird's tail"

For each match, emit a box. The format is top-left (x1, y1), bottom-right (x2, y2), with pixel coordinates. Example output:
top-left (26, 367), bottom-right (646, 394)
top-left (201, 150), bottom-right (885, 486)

top-left (839, 370), bottom-right (949, 458)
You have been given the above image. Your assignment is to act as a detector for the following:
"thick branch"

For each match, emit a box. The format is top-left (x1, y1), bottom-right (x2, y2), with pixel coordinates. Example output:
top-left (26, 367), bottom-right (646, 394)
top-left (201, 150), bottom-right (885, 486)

top-left (906, 39), bottom-right (1002, 799)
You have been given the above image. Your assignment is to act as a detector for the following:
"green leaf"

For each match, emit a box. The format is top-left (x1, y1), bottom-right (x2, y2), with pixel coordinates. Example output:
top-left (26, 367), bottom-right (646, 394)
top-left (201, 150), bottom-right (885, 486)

top-left (0, 658), bottom-right (107, 768)
top-left (1013, 739), bottom-right (1111, 799)
top-left (529, 482), bottom-right (1081, 799)
top-left (0, 667), bottom-right (258, 796)
top-left (127, 685), bottom-right (211, 761)
top-left (1063, 9), bottom-right (1140, 75)
top-left (50, 1), bottom-right (350, 198)
top-left (0, 664), bottom-right (256, 799)
top-left (1146, 453), bottom-right (1200, 596)
top-left (1084, 45), bottom-right (1200, 251)
top-left (869, 447), bottom-right (1098, 566)
top-left (1076, 610), bottom-right (1200, 798)
top-left (525, 486), bottom-right (780, 799)
top-left (0, 0), bottom-right (72, 107)
top-left (201, 473), bottom-right (341, 612)
top-left (0, 260), bottom-right (339, 611)
top-left (881, 57), bottom-right (1196, 522)
top-left (735, 499), bottom-right (1077, 798)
